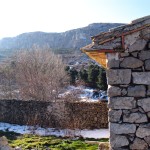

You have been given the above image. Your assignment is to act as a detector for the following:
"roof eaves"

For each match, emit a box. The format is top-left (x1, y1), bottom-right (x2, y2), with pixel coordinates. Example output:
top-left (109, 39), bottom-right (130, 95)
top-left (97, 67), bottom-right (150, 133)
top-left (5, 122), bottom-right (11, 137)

top-left (81, 15), bottom-right (150, 53)
top-left (131, 15), bottom-right (150, 24)
top-left (92, 15), bottom-right (150, 42)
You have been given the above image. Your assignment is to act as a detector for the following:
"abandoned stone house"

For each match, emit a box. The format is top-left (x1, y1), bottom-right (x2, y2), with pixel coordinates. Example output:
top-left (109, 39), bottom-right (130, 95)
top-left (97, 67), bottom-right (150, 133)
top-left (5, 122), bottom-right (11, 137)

top-left (81, 15), bottom-right (150, 150)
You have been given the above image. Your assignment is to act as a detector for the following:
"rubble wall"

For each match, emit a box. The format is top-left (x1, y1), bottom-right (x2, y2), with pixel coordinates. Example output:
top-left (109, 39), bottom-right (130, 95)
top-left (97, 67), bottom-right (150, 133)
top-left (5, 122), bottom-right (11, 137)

top-left (107, 28), bottom-right (150, 149)
top-left (0, 99), bottom-right (108, 129)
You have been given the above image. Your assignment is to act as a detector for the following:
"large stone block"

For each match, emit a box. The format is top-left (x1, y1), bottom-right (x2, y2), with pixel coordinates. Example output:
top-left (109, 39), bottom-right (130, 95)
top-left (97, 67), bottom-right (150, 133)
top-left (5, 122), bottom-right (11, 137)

top-left (132, 72), bottom-right (150, 84)
top-left (127, 85), bottom-right (146, 97)
top-left (125, 31), bottom-right (140, 49)
top-left (110, 134), bottom-right (129, 148)
top-left (121, 88), bottom-right (127, 96)
top-left (148, 42), bottom-right (150, 49)
top-left (0, 136), bottom-right (13, 150)
top-left (136, 124), bottom-right (150, 138)
top-left (107, 59), bottom-right (120, 69)
top-left (138, 98), bottom-right (150, 112)
top-left (145, 59), bottom-right (150, 70)
top-left (107, 86), bottom-right (122, 97)
top-left (130, 138), bottom-right (148, 150)
top-left (98, 142), bottom-right (109, 150)
top-left (110, 123), bottom-right (136, 134)
top-left (108, 97), bottom-right (136, 109)
top-left (139, 50), bottom-right (150, 60)
top-left (107, 69), bottom-right (131, 85)
top-left (0, 136), bottom-right (8, 146)
top-left (128, 39), bottom-right (147, 52)
top-left (109, 110), bottom-right (122, 122)
top-left (120, 52), bottom-right (129, 57)
top-left (147, 112), bottom-right (150, 118)
top-left (144, 136), bottom-right (150, 146)
top-left (131, 52), bottom-right (138, 57)
top-left (120, 57), bottom-right (143, 68)
top-left (147, 85), bottom-right (150, 96)
top-left (123, 112), bottom-right (148, 123)
top-left (141, 27), bottom-right (150, 39)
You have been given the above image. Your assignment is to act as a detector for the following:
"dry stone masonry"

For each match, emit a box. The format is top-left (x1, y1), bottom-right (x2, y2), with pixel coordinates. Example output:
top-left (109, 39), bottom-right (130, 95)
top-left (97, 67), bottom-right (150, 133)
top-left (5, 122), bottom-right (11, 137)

top-left (107, 17), bottom-right (150, 149)
top-left (81, 15), bottom-right (150, 150)
top-left (0, 100), bottom-right (108, 129)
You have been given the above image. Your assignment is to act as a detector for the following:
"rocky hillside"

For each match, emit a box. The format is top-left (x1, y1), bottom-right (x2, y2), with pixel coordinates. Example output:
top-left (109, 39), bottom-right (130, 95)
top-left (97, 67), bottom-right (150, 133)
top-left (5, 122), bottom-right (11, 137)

top-left (0, 23), bottom-right (124, 52)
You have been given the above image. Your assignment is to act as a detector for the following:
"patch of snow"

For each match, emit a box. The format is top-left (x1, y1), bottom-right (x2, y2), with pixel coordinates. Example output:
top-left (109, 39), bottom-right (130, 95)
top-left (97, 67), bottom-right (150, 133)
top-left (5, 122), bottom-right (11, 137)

top-left (0, 122), bottom-right (109, 139)
top-left (80, 129), bottom-right (109, 139)
top-left (59, 86), bottom-right (108, 102)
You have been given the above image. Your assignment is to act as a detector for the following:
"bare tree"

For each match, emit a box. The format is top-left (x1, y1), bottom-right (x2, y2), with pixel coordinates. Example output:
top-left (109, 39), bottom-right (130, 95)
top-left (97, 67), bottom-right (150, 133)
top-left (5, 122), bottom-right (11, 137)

top-left (0, 62), bottom-right (16, 99)
top-left (13, 47), bottom-right (68, 101)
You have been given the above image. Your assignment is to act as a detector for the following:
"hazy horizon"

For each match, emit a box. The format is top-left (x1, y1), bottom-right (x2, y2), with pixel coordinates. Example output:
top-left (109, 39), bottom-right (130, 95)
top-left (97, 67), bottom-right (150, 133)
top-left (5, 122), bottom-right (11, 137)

top-left (0, 0), bottom-right (149, 39)
top-left (0, 22), bottom-right (125, 40)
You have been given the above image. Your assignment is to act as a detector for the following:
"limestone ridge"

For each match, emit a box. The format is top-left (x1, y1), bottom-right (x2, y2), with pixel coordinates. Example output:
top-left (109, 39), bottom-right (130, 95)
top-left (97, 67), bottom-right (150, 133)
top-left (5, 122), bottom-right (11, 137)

top-left (0, 23), bottom-right (124, 51)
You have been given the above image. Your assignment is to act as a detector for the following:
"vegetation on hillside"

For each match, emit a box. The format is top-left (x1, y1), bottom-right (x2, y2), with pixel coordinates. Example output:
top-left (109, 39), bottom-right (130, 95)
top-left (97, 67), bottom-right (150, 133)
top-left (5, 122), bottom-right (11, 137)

top-left (65, 64), bottom-right (107, 91)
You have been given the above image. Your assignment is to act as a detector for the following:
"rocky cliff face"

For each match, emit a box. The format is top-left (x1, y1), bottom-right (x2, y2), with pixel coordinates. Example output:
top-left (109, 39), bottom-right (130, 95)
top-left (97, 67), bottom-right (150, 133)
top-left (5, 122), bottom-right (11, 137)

top-left (0, 23), bottom-right (124, 51)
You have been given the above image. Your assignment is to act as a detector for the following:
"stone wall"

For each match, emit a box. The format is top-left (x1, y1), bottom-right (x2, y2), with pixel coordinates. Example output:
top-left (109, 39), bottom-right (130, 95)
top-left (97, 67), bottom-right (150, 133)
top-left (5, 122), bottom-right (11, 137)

top-left (0, 99), bottom-right (108, 129)
top-left (107, 29), bottom-right (150, 149)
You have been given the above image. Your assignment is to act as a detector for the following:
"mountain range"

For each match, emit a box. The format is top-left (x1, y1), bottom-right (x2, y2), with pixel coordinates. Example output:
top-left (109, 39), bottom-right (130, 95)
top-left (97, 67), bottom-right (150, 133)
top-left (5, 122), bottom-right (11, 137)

top-left (0, 23), bottom-right (124, 61)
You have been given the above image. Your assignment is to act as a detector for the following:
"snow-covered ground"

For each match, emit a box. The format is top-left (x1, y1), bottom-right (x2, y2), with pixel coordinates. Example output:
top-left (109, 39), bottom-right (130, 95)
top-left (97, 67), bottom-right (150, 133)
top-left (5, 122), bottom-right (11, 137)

top-left (0, 122), bottom-right (109, 139)
top-left (59, 86), bottom-right (108, 102)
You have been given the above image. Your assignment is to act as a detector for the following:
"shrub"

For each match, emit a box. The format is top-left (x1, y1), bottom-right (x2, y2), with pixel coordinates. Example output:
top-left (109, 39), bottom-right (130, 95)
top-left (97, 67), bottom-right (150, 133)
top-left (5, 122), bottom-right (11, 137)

top-left (0, 47), bottom-right (68, 101)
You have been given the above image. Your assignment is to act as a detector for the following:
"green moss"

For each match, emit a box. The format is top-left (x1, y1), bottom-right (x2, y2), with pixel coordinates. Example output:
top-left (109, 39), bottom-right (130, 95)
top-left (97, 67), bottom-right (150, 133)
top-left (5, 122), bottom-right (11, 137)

top-left (0, 130), bottom-right (109, 150)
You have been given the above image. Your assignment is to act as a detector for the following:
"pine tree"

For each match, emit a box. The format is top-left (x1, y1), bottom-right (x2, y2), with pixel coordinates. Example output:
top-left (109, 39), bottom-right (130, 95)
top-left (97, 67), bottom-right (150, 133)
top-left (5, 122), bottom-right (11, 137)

top-left (79, 69), bottom-right (88, 83)
top-left (97, 68), bottom-right (107, 91)
top-left (87, 64), bottom-right (99, 88)
top-left (69, 68), bottom-right (78, 84)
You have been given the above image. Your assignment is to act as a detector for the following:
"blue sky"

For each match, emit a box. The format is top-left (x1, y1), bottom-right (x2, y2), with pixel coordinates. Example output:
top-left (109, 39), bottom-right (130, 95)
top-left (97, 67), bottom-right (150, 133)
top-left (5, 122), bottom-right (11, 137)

top-left (0, 0), bottom-right (149, 39)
